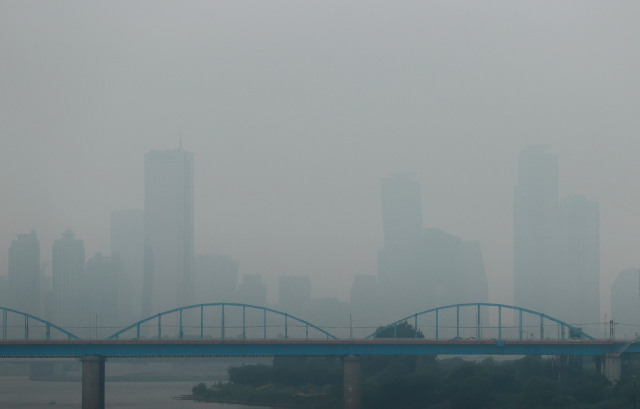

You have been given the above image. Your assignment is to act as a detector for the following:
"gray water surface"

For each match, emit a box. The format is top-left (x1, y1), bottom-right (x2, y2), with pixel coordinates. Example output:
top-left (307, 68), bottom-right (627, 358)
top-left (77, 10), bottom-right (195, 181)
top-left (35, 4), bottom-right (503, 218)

top-left (0, 377), bottom-right (271, 409)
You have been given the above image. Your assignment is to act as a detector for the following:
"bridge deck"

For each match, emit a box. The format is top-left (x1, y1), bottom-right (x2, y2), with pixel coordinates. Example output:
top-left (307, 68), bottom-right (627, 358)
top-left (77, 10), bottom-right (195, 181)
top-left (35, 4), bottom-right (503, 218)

top-left (0, 340), bottom-right (629, 357)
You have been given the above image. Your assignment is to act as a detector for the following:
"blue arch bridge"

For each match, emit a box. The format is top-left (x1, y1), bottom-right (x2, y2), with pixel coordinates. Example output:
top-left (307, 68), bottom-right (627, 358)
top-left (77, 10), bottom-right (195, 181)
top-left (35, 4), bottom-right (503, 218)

top-left (0, 302), bottom-right (638, 409)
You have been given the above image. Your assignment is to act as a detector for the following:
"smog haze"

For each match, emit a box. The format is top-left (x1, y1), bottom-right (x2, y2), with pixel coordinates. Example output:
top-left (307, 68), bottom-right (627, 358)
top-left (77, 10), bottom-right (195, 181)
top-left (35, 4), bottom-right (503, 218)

top-left (1, 1), bottom-right (639, 319)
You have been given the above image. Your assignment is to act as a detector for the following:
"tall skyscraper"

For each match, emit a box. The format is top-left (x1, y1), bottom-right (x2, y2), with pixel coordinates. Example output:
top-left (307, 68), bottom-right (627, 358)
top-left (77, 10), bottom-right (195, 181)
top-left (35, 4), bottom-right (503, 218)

top-left (559, 195), bottom-right (600, 331)
top-left (376, 174), bottom-right (489, 321)
top-left (380, 173), bottom-right (423, 251)
top-left (421, 229), bottom-right (489, 308)
top-left (8, 231), bottom-right (41, 316)
top-left (513, 146), bottom-right (560, 317)
top-left (350, 275), bottom-right (379, 327)
top-left (86, 252), bottom-right (130, 331)
top-left (110, 209), bottom-right (144, 317)
top-left (237, 275), bottom-right (267, 306)
top-left (377, 173), bottom-right (424, 316)
top-left (513, 147), bottom-right (600, 329)
top-left (144, 147), bottom-right (194, 314)
top-left (52, 229), bottom-right (86, 329)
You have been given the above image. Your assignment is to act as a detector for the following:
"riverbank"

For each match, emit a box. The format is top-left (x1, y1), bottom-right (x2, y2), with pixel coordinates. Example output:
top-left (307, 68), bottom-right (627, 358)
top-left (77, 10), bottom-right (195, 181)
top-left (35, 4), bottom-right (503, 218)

top-left (192, 354), bottom-right (639, 409)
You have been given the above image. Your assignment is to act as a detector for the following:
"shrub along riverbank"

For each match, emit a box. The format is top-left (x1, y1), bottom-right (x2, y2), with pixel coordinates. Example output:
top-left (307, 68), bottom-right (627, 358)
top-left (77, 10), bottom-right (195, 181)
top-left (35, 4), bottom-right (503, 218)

top-left (192, 353), bottom-right (640, 409)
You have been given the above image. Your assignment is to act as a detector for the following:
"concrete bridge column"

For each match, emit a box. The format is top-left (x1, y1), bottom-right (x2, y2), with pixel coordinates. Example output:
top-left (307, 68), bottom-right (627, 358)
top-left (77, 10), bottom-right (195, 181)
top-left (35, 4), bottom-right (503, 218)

top-left (602, 353), bottom-right (621, 385)
top-left (343, 355), bottom-right (360, 409)
top-left (81, 356), bottom-right (105, 409)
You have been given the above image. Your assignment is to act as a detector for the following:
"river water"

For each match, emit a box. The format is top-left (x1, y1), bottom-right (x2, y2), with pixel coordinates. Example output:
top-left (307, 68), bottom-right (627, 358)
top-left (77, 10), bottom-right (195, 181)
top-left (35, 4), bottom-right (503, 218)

top-left (0, 377), bottom-right (272, 409)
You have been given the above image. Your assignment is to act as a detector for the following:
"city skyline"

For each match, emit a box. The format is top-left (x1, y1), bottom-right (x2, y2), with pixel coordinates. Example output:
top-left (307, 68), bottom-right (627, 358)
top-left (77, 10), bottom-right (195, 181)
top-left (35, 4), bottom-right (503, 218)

top-left (0, 145), bottom-right (626, 318)
top-left (2, 2), bottom-right (640, 320)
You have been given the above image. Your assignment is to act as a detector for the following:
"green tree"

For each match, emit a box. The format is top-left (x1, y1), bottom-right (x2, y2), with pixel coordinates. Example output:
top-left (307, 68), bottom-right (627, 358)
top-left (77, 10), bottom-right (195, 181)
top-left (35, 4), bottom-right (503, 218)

top-left (374, 320), bottom-right (424, 338)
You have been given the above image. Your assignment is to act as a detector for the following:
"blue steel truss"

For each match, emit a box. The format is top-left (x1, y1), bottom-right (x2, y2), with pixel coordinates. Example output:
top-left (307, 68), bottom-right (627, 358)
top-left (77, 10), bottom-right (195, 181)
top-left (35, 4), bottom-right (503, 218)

top-left (0, 307), bottom-right (80, 340)
top-left (105, 303), bottom-right (338, 340)
top-left (366, 303), bottom-right (595, 341)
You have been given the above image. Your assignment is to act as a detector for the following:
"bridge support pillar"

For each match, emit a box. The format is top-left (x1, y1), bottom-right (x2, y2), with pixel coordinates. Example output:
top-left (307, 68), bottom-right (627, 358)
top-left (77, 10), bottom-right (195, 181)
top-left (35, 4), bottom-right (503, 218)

top-left (602, 353), bottom-right (621, 385)
top-left (343, 355), bottom-right (360, 409)
top-left (82, 356), bottom-right (105, 409)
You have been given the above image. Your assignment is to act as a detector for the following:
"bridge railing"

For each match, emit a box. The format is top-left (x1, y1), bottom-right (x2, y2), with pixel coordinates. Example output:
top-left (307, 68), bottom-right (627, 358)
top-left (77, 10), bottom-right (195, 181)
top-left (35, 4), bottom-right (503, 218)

top-left (0, 307), bottom-right (80, 340)
top-left (105, 303), bottom-right (338, 341)
top-left (367, 303), bottom-right (596, 341)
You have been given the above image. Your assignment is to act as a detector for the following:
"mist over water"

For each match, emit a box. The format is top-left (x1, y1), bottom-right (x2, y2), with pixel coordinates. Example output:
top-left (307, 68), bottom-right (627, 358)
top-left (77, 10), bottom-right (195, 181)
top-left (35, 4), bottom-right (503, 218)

top-left (0, 377), bottom-right (269, 409)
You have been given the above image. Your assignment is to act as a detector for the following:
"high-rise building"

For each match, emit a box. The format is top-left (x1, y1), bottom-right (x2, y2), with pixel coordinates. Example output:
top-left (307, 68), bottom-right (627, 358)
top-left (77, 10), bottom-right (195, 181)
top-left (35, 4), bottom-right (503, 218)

top-left (0, 276), bottom-right (8, 310)
top-left (8, 231), bottom-right (41, 316)
top-left (513, 146), bottom-right (560, 317)
top-left (376, 174), bottom-right (489, 322)
top-left (377, 173), bottom-right (424, 317)
top-left (559, 195), bottom-right (600, 332)
top-left (52, 229), bottom-right (86, 330)
top-left (350, 275), bottom-right (379, 328)
top-left (86, 252), bottom-right (130, 332)
top-left (380, 173), bottom-right (423, 251)
top-left (513, 147), bottom-right (601, 330)
top-left (110, 209), bottom-right (144, 317)
top-left (144, 147), bottom-right (194, 314)
top-left (421, 229), bottom-right (489, 308)
top-left (278, 276), bottom-right (311, 311)
top-left (142, 243), bottom-right (154, 317)
top-left (611, 268), bottom-right (640, 338)
top-left (237, 275), bottom-right (267, 306)
top-left (194, 254), bottom-right (239, 304)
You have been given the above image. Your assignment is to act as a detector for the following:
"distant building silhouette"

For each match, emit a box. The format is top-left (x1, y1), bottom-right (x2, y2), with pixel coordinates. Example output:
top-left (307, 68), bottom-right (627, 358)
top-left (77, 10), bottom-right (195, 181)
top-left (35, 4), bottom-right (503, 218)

top-left (513, 146), bottom-right (560, 317)
top-left (8, 231), bottom-right (41, 316)
top-left (611, 268), bottom-right (640, 338)
top-left (376, 174), bottom-right (489, 321)
top-left (144, 147), bottom-right (194, 314)
top-left (194, 254), bottom-right (239, 304)
top-left (380, 173), bottom-right (423, 251)
top-left (237, 275), bottom-right (267, 306)
top-left (350, 275), bottom-right (379, 327)
top-left (513, 146), bottom-right (600, 328)
top-left (421, 229), bottom-right (489, 308)
top-left (142, 242), bottom-right (154, 317)
top-left (0, 276), bottom-right (8, 310)
top-left (559, 195), bottom-right (600, 332)
top-left (52, 229), bottom-right (86, 331)
top-left (377, 173), bottom-right (424, 317)
top-left (110, 209), bottom-right (144, 318)
top-left (278, 276), bottom-right (311, 312)
top-left (86, 252), bottom-right (130, 332)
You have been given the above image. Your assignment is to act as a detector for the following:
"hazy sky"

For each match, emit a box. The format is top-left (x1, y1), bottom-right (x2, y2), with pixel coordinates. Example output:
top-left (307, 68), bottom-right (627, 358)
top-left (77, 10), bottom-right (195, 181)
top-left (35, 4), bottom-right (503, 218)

top-left (1, 1), bottom-right (639, 318)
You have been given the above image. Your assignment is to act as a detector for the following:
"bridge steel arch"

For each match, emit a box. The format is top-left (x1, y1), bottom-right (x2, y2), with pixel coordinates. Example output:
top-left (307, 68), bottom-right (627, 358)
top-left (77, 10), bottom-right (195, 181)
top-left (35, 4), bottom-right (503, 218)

top-left (0, 307), bottom-right (80, 340)
top-left (366, 303), bottom-right (595, 341)
top-left (106, 303), bottom-right (338, 341)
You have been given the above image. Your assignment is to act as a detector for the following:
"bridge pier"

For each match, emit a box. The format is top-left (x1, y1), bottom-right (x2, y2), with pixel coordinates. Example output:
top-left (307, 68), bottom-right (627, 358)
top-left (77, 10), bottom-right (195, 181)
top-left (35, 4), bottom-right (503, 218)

top-left (81, 356), bottom-right (105, 409)
top-left (343, 355), bottom-right (361, 409)
top-left (602, 353), bottom-right (621, 385)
